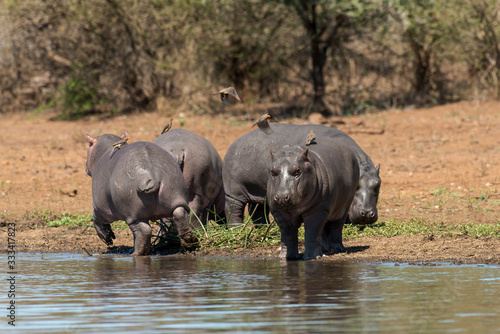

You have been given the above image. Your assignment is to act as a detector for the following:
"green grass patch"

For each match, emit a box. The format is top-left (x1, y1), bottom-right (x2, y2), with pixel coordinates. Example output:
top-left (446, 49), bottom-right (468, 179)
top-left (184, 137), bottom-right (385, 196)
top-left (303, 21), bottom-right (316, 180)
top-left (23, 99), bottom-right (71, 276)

top-left (194, 221), bottom-right (284, 250)
top-left (47, 213), bottom-right (94, 227)
top-left (344, 218), bottom-right (500, 239)
top-left (25, 209), bottom-right (129, 230)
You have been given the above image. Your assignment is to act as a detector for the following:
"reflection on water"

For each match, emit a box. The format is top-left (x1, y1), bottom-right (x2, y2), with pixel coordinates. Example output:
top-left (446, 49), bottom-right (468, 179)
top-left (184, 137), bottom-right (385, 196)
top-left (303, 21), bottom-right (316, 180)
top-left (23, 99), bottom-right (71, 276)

top-left (5, 253), bottom-right (500, 333)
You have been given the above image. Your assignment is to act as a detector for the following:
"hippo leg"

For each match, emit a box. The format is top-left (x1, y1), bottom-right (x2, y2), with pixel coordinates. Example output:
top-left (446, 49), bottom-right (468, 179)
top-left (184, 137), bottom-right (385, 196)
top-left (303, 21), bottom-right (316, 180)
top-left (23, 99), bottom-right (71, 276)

top-left (93, 216), bottom-right (115, 246)
top-left (172, 206), bottom-right (199, 251)
top-left (188, 196), bottom-right (205, 229)
top-left (303, 210), bottom-right (328, 260)
top-left (273, 211), bottom-right (300, 260)
top-left (248, 203), bottom-right (268, 226)
top-left (210, 186), bottom-right (227, 224)
top-left (225, 197), bottom-right (246, 226)
top-left (129, 220), bottom-right (152, 256)
top-left (322, 218), bottom-right (347, 254)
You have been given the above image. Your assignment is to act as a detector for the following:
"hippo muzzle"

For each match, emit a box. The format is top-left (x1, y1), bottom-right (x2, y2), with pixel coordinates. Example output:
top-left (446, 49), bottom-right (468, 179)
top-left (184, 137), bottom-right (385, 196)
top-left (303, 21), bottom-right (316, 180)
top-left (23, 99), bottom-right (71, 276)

top-left (349, 206), bottom-right (378, 224)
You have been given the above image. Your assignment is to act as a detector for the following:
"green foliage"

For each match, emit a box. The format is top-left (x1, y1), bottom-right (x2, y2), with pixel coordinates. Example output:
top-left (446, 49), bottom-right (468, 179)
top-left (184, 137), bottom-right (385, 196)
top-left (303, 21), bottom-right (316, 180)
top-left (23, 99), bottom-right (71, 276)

top-left (4, 0), bottom-right (500, 115)
top-left (24, 209), bottom-right (58, 226)
top-left (344, 219), bottom-right (500, 239)
top-left (47, 212), bottom-right (94, 227)
top-left (54, 69), bottom-right (106, 120)
top-left (195, 221), bottom-right (284, 250)
top-left (25, 210), bottom-right (130, 230)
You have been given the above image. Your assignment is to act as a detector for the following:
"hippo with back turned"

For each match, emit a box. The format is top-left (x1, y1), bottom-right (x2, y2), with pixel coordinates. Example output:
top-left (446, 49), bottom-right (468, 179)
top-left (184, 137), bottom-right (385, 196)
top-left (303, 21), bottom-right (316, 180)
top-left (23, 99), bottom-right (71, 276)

top-left (153, 129), bottom-right (225, 226)
top-left (268, 144), bottom-right (359, 260)
top-left (85, 131), bottom-right (198, 256)
top-left (223, 123), bottom-right (380, 227)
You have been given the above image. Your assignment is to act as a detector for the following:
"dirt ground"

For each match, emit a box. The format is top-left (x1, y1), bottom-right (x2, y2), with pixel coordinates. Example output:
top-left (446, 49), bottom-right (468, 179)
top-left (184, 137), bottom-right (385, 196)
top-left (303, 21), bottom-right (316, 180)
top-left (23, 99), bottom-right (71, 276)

top-left (0, 100), bottom-right (499, 264)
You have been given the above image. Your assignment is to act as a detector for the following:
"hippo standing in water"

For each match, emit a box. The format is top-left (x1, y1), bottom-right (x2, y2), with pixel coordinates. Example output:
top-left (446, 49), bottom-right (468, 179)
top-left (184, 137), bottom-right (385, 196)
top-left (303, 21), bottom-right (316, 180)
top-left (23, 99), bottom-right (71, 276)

top-left (268, 144), bottom-right (359, 260)
top-left (154, 129), bottom-right (225, 226)
top-left (223, 123), bottom-right (381, 227)
top-left (85, 131), bottom-right (198, 256)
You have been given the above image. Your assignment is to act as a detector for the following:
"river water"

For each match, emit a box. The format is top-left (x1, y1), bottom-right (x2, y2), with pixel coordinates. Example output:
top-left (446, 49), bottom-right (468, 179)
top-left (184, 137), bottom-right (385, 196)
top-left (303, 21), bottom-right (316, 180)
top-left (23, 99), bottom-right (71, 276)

top-left (2, 253), bottom-right (499, 333)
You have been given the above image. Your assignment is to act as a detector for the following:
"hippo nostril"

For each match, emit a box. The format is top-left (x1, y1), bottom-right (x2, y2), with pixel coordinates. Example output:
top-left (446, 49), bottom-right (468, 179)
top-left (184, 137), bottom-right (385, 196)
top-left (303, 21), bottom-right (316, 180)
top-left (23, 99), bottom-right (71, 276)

top-left (274, 195), bottom-right (279, 202)
top-left (284, 194), bottom-right (290, 202)
top-left (360, 211), bottom-right (366, 217)
top-left (368, 211), bottom-right (375, 218)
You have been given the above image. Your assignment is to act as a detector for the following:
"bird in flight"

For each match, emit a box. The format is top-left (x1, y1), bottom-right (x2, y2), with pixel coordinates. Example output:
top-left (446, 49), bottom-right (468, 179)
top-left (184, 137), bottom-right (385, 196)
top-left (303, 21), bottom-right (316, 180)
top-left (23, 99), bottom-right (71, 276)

top-left (215, 86), bottom-right (241, 106)
top-left (252, 113), bottom-right (274, 135)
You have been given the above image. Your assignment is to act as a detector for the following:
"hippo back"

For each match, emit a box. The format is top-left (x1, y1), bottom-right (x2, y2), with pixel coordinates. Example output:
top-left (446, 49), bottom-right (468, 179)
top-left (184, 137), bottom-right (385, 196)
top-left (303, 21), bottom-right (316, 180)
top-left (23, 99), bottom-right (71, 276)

top-left (92, 141), bottom-right (188, 223)
top-left (223, 123), bottom-right (380, 224)
top-left (154, 129), bottom-right (224, 219)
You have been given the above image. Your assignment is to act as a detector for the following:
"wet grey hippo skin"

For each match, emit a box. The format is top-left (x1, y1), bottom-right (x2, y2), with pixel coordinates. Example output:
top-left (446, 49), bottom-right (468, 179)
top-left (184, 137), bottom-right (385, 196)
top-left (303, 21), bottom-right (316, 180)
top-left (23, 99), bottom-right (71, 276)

top-left (223, 123), bottom-right (381, 226)
top-left (153, 129), bottom-right (225, 226)
top-left (85, 132), bottom-right (198, 256)
top-left (268, 145), bottom-right (359, 260)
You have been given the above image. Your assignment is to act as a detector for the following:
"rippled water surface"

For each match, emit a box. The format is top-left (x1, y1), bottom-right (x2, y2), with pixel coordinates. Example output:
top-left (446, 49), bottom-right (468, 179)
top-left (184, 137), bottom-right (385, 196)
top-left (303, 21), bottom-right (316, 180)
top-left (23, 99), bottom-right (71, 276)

top-left (3, 253), bottom-right (500, 333)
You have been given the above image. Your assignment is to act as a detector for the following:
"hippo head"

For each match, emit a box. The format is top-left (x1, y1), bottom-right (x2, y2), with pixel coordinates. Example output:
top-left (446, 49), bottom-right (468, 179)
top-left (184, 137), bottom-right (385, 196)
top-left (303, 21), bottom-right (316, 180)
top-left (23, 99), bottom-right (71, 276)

top-left (268, 146), bottom-right (315, 211)
top-left (85, 131), bottom-right (128, 176)
top-left (349, 163), bottom-right (381, 224)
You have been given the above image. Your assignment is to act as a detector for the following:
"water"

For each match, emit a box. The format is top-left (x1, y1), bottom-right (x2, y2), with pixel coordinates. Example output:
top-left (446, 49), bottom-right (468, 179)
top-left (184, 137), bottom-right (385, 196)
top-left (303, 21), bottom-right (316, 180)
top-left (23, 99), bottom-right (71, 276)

top-left (2, 253), bottom-right (499, 333)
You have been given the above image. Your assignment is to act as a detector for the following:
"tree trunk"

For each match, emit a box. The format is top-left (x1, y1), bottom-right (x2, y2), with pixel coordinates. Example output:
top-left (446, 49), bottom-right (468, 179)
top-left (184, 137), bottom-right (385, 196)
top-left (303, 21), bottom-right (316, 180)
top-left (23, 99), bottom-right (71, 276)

top-left (309, 3), bottom-right (330, 116)
top-left (410, 38), bottom-right (432, 97)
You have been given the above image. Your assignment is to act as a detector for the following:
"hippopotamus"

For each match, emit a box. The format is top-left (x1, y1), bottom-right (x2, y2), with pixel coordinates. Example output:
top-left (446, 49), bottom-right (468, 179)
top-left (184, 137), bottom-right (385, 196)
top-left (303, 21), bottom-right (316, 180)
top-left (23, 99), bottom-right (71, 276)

top-left (223, 123), bottom-right (380, 226)
top-left (268, 144), bottom-right (359, 260)
top-left (85, 131), bottom-right (198, 256)
top-left (153, 129), bottom-right (225, 226)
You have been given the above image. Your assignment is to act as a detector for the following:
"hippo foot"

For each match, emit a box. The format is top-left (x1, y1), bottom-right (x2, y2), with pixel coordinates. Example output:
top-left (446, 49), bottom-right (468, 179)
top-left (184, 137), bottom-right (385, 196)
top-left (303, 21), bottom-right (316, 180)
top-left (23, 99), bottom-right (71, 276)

top-left (179, 232), bottom-right (199, 251)
top-left (302, 246), bottom-right (324, 260)
top-left (279, 246), bottom-right (300, 261)
top-left (130, 249), bottom-right (148, 257)
top-left (323, 243), bottom-right (347, 255)
top-left (301, 253), bottom-right (325, 261)
top-left (94, 223), bottom-right (116, 246)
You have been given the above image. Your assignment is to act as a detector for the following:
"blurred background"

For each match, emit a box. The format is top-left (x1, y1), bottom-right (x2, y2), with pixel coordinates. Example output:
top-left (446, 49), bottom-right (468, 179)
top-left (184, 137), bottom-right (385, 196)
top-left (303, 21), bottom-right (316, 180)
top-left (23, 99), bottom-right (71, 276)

top-left (1, 0), bottom-right (499, 119)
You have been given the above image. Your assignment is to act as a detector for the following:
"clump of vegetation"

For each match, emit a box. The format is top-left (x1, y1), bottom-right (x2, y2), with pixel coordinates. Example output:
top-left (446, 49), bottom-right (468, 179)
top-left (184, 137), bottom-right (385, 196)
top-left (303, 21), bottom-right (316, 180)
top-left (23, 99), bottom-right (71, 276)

top-left (25, 209), bottom-right (128, 230)
top-left (23, 209), bottom-right (58, 228)
top-left (46, 212), bottom-right (94, 227)
top-left (344, 218), bottom-right (500, 239)
top-left (195, 221), bottom-right (284, 250)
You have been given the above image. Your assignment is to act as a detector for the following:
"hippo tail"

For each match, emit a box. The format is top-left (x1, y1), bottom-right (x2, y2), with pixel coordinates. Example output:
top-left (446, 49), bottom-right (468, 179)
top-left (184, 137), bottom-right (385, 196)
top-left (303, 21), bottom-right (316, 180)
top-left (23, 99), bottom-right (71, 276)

top-left (172, 150), bottom-right (185, 172)
top-left (137, 177), bottom-right (160, 194)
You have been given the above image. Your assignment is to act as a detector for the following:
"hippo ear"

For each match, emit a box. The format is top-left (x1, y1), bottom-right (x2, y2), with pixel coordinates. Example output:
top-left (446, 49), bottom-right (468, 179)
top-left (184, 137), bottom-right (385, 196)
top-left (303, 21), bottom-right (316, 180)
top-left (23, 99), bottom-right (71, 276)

top-left (120, 131), bottom-right (129, 139)
top-left (375, 163), bottom-right (380, 174)
top-left (302, 148), bottom-right (309, 161)
top-left (86, 134), bottom-right (98, 145)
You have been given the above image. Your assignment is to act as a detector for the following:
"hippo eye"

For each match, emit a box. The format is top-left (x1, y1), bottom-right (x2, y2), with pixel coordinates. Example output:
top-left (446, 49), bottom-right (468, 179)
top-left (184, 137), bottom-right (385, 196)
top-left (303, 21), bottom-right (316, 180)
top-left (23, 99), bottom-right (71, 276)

top-left (271, 168), bottom-right (278, 178)
top-left (292, 167), bottom-right (301, 178)
top-left (88, 143), bottom-right (93, 147)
